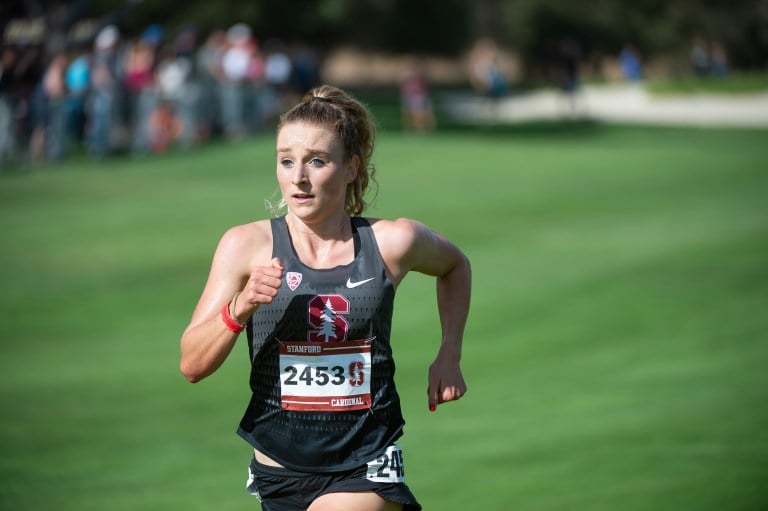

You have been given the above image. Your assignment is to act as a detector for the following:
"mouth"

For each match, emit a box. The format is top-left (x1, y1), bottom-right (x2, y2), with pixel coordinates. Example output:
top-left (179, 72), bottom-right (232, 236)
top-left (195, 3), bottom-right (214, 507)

top-left (292, 192), bottom-right (315, 203)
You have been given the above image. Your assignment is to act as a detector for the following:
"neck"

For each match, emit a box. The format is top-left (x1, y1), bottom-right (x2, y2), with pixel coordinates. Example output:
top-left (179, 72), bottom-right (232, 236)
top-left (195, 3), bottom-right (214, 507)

top-left (285, 213), bottom-right (354, 269)
top-left (286, 213), bottom-right (351, 240)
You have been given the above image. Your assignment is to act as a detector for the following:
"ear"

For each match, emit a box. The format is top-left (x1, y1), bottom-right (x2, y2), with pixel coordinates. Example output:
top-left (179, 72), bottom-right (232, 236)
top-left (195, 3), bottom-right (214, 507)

top-left (346, 155), bottom-right (360, 183)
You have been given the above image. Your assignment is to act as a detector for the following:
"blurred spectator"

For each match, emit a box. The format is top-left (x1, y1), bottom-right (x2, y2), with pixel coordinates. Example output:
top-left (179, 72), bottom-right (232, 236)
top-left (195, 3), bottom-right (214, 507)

top-left (690, 37), bottom-right (729, 78)
top-left (147, 100), bottom-right (181, 153)
top-left (468, 38), bottom-right (508, 99)
top-left (150, 25), bottom-right (203, 153)
top-left (123, 24), bottom-right (162, 154)
top-left (64, 48), bottom-right (90, 149)
top-left (399, 58), bottom-right (435, 133)
top-left (0, 47), bottom-right (18, 166)
top-left (243, 35), bottom-right (266, 133)
top-left (219, 23), bottom-right (254, 139)
top-left (619, 44), bottom-right (643, 82)
top-left (170, 25), bottom-right (201, 149)
top-left (291, 43), bottom-right (320, 95)
top-left (710, 42), bottom-right (728, 77)
top-left (2, 45), bottom-right (43, 168)
top-left (196, 29), bottom-right (227, 140)
top-left (556, 36), bottom-right (582, 114)
top-left (468, 38), bottom-right (509, 122)
top-left (30, 51), bottom-right (69, 163)
top-left (690, 37), bottom-right (710, 76)
top-left (262, 38), bottom-right (292, 125)
top-left (151, 44), bottom-right (186, 152)
top-left (87, 24), bottom-right (122, 159)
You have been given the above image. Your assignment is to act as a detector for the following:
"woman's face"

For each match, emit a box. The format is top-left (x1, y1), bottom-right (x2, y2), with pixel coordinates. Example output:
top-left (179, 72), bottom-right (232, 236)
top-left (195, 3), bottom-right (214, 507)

top-left (276, 122), bottom-right (358, 222)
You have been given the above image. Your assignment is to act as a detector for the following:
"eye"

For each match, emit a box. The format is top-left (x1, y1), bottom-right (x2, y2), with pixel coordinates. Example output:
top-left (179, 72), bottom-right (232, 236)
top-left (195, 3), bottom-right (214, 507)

top-left (309, 157), bottom-right (325, 167)
top-left (280, 158), bottom-right (294, 168)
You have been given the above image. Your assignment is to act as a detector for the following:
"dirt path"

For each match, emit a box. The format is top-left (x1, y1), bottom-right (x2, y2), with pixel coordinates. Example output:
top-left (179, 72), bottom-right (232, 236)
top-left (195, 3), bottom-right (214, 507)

top-left (442, 83), bottom-right (768, 127)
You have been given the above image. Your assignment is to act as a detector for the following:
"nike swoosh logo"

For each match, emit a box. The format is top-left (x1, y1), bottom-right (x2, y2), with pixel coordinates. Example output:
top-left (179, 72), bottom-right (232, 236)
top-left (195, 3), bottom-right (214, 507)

top-left (346, 277), bottom-right (375, 289)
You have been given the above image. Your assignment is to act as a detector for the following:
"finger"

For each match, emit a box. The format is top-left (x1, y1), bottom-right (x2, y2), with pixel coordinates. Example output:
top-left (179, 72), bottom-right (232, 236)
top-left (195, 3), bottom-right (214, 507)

top-left (244, 274), bottom-right (282, 305)
top-left (256, 258), bottom-right (284, 280)
top-left (248, 271), bottom-right (280, 287)
top-left (427, 382), bottom-right (440, 412)
top-left (441, 384), bottom-right (466, 403)
top-left (441, 388), bottom-right (457, 403)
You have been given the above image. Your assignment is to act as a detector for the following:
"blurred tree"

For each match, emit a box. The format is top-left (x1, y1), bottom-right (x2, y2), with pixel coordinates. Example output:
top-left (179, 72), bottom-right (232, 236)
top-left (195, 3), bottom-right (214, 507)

top-left (4, 0), bottom-right (766, 70)
top-left (331, 0), bottom-right (471, 55)
top-left (474, 0), bottom-right (767, 75)
top-left (384, 0), bottom-right (471, 55)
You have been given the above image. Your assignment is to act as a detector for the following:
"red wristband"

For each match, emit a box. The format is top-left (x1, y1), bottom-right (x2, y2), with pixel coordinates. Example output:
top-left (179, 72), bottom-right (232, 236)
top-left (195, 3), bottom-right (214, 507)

top-left (221, 302), bottom-right (245, 334)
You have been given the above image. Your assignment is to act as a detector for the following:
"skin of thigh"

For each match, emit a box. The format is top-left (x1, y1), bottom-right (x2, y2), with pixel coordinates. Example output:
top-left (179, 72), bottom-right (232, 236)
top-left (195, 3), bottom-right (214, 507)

top-left (308, 491), bottom-right (402, 511)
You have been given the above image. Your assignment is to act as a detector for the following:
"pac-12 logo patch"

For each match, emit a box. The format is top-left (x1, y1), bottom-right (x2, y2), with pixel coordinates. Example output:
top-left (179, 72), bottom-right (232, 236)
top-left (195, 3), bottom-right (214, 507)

top-left (286, 272), bottom-right (303, 291)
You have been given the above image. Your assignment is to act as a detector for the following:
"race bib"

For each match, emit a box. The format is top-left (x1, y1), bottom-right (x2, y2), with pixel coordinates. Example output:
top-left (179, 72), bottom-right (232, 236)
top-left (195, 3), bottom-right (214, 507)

top-left (366, 445), bottom-right (406, 483)
top-left (278, 339), bottom-right (372, 412)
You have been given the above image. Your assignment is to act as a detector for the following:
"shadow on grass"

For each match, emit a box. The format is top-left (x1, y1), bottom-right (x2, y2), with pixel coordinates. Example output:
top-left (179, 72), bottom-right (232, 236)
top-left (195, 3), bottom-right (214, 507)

top-left (433, 118), bottom-right (608, 137)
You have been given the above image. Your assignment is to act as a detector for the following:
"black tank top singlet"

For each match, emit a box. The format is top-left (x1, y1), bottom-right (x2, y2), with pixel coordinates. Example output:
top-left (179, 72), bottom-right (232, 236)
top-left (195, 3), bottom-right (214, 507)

top-left (236, 216), bottom-right (405, 472)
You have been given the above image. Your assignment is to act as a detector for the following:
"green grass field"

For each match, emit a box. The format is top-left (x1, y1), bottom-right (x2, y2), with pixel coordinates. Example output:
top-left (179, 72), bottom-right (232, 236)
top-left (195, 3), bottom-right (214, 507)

top-left (646, 72), bottom-right (768, 95)
top-left (1, 123), bottom-right (767, 511)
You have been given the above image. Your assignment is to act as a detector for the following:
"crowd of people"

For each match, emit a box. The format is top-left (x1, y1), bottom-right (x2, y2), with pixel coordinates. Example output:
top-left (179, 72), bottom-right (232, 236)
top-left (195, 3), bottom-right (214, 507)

top-left (2, 20), bottom-right (740, 171)
top-left (0, 23), bottom-right (321, 168)
top-left (690, 37), bottom-right (729, 78)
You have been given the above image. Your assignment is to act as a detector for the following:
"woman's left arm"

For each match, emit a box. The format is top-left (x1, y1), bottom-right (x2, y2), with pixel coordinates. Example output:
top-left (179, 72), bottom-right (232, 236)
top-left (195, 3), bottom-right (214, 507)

top-left (380, 218), bottom-right (471, 411)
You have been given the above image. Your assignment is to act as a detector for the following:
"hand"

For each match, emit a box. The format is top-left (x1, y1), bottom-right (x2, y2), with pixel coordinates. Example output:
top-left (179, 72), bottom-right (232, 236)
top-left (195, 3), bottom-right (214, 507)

top-left (427, 351), bottom-right (467, 412)
top-left (236, 258), bottom-right (284, 319)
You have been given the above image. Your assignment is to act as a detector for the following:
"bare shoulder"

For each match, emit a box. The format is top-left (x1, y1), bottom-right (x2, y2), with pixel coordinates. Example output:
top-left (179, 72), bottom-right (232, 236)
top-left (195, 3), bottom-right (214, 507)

top-left (369, 217), bottom-right (421, 244)
top-left (222, 219), bottom-right (272, 243)
top-left (369, 217), bottom-right (430, 259)
top-left (368, 217), bottom-right (454, 283)
top-left (214, 219), bottom-right (274, 268)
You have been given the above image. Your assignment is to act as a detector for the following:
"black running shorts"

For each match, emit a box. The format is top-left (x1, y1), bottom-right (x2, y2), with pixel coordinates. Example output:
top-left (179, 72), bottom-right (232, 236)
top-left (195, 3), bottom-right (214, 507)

top-left (246, 457), bottom-right (422, 511)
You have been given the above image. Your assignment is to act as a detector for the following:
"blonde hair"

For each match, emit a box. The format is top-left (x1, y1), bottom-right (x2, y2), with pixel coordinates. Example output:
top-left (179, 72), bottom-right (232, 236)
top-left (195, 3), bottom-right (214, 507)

top-left (276, 85), bottom-right (377, 216)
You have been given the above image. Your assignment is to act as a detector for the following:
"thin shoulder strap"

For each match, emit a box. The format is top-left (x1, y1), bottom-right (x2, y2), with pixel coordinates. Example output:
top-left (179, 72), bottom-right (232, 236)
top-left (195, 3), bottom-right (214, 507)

top-left (270, 216), bottom-right (292, 259)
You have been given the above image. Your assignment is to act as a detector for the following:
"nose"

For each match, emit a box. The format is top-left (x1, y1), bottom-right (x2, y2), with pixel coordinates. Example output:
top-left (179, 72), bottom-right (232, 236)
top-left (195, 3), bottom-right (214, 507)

top-left (291, 164), bottom-right (308, 185)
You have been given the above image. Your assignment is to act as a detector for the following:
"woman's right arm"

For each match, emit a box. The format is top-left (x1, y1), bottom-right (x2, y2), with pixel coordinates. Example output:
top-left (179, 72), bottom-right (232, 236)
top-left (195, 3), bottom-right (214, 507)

top-left (179, 222), bottom-right (279, 383)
